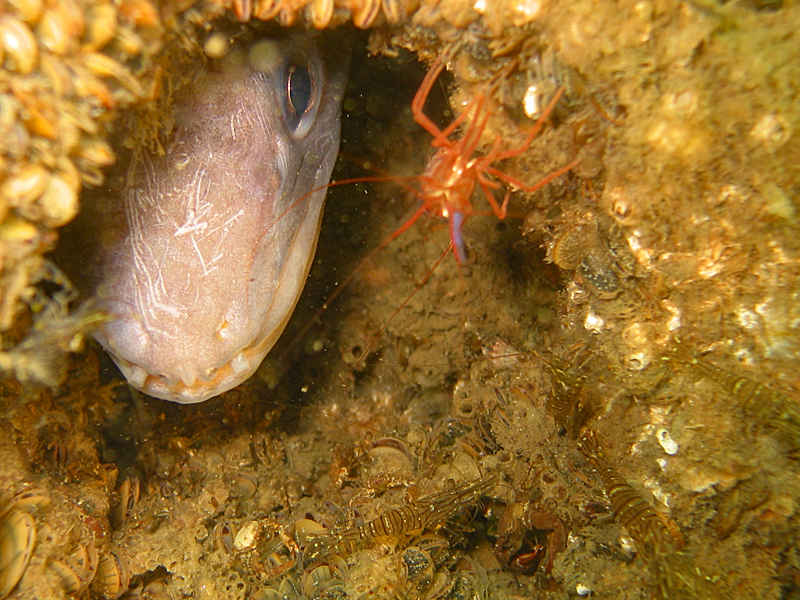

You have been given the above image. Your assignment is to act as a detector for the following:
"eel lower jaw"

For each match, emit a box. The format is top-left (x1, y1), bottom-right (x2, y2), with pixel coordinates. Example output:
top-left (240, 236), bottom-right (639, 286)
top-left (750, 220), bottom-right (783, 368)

top-left (98, 333), bottom-right (272, 404)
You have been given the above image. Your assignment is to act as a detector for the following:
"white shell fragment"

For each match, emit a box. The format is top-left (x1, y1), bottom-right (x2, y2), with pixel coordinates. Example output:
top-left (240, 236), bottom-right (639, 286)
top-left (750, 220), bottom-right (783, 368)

top-left (524, 84), bottom-right (540, 119)
top-left (233, 521), bottom-right (259, 552)
top-left (656, 428), bottom-right (679, 455)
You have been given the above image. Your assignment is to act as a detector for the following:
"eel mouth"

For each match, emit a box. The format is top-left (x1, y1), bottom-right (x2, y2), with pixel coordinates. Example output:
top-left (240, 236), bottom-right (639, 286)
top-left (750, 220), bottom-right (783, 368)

top-left (100, 332), bottom-right (272, 404)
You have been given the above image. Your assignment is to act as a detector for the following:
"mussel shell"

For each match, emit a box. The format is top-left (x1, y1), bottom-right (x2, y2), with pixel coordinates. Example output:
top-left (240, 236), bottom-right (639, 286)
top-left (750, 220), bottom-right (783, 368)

top-left (0, 510), bottom-right (36, 600)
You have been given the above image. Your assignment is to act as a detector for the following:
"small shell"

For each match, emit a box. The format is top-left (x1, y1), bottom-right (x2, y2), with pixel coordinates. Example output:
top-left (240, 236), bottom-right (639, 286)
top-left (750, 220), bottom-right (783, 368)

top-left (6, 0), bottom-right (44, 26)
top-left (83, 3), bottom-right (117, 51)
top-left (91, 551), bottom-right (129, 600)
top-left (294, 518), bottom-right (325, 546)
top-left (52, 116), bottom-right (81, 155)
top-left (74, 543), bottom-right (99, 583)
top-left (252, 0), bottom-right (281, 20)
top-left (0, 15), bottom-right (39, 75)
top-left (232, 0), bottom-right (253, 21)
top-left (302, 564), bottom-right (333, 597)
top-left (0, 215), bottom-right (39, 245)
top-left (37, 9), bottom-right (70, 55)
top-left (307, 0), bottom-right (333, 28)
top-left (37, 172), bottom-right (79, 227)
top-left (550, 222), bottom-right (593, 270)
top-left (0, 121), bottom-right (32, 162)
top-left (579, 253), bottom-right (619, 295)
top-left (0, 510), bottom-right (36, 600)
top-left (9, 488), bottom-right (52, 514)
top-left (371, 436), bottom-right (409, 455)
top-left (443, 571), bottom-right (478, 600)
top-left (76, 139), bottom-right (116, 167)
top-left (233, 521), bottom-right (259, 552)
top-left (112, 26), bottom-right (143, 57)
top-left (49, 558), bottom-right (85, 594)
top-left (367, 440), bottom-right (412, 479)
top-left (278, 576), bottom-right (302, 600)
top-left (48, 545), bottom-right (97, 596)
top-left (113, 479), bottom-right (140, 529)
top-left (21, 102), bottom-right (58, 140)
top-left (350, 0), bottom-right (381, 27)
top-left (117, 0), bottom-right (160, 27)
top-left (0, 163), bottom-right (49, 208)
top-left (38, 53), bottom-right (71, 99)
top-left (0, 95), bottom-right (19, 132)
top-left (214, 520), bottom-right (237, 554)
top-left (73, 72), bottom-right (117, 110)
top-left (414, 534), bottom-right (449, 564)
top-left (260, 588), bottom-right (282, 600)
top-left (83, 52), bottom-right (143, 98)
top-left (231, 473), bottom-right (257, 500)
top-left (425, 572), bottom-right (451, 600)
top-left (656, 428), bottom-right (679, 455)
top-left (382, 0), bottom-right (415, 23)
top-left (56, 156), bottom-right (81, 191)
top-left (402, 547), bottom-right (434, 589)
top-left (276, 5), bottom-right (298, 26)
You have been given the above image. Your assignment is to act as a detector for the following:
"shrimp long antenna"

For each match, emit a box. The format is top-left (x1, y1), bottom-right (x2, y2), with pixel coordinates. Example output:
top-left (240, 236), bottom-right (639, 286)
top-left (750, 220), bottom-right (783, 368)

top-left (352, 241), bottom-right (453, 373)
top-left (277, 200), bottom-right (428, 363)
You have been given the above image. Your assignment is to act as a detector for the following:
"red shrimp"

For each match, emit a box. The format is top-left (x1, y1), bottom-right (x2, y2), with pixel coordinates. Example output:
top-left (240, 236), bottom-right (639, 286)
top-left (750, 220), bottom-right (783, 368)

top-left (397, 55), bottom-right (581, 264)
top-left (281, 56), bottom-right (580, 361)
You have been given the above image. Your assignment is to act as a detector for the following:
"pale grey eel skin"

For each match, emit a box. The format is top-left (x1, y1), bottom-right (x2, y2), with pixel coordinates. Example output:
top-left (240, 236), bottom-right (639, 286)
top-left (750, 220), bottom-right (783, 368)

top-left (93, 33), bottom-right (348, 403)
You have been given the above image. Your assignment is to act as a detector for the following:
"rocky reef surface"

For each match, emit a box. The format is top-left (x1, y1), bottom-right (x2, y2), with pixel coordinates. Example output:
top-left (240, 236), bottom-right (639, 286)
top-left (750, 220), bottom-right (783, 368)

top-left (1, 0), bottom-right (799, 598)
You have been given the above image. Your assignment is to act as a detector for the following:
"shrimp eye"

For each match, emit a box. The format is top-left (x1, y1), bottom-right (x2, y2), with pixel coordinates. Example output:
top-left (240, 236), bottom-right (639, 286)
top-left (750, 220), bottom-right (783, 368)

top-left (282, 58), bottom-right (319, 139)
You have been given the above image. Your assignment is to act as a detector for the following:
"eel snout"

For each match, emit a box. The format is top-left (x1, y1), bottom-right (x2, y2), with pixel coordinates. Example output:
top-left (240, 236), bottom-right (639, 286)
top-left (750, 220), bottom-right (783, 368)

top-left (93, 33), bottom-right (347, 403)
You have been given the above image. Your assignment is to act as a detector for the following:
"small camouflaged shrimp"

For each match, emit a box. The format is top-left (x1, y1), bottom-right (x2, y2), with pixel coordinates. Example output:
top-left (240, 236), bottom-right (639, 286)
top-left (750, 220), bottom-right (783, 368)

top-left (302, 471), bottom-right (500, 566)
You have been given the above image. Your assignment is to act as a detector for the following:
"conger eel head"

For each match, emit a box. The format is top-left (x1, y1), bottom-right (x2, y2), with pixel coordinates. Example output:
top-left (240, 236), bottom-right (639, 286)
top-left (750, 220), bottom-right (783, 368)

top-left (92, 32), bottom-right (348, 403)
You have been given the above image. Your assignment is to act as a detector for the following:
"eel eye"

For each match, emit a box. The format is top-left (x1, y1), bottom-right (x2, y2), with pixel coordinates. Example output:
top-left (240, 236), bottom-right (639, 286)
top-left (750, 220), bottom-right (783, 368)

top-left (283, 57), bottom-right (320, 139)
top-left (287, 65), bottom-right (312, 117)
